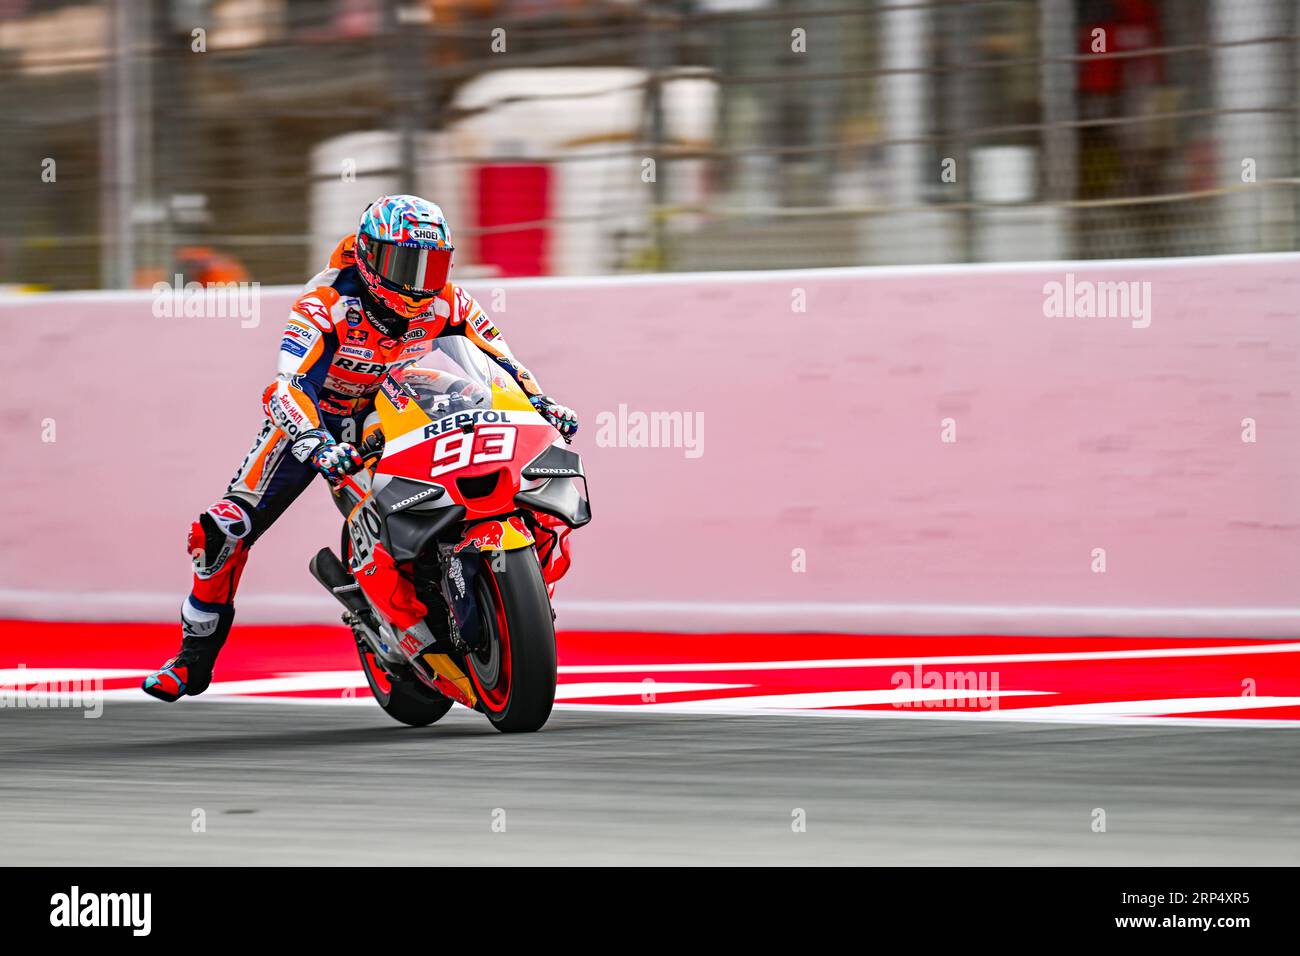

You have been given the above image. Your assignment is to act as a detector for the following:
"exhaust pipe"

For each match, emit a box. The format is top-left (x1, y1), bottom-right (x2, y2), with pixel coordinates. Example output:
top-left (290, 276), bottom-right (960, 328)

top-left (309, 548), bottom-right (371, 616)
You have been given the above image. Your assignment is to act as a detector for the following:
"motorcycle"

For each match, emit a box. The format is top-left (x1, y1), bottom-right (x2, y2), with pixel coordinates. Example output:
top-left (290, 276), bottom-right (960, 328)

top-left (309, 337), bottom-right (590, 733)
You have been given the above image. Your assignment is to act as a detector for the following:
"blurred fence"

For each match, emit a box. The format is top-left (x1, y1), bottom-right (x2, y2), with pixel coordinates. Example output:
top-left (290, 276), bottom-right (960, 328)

top-left (1, 0), bottom-right (1297, 289)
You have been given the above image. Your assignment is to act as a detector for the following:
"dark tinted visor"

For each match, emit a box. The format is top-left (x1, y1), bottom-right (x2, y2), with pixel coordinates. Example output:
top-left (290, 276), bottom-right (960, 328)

top-left (360, 238), bottom-right (453, 295)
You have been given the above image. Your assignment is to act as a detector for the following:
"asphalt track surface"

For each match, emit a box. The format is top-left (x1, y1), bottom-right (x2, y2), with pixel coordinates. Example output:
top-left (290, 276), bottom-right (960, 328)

top-left (2, 701), bottom-right (1299, 865)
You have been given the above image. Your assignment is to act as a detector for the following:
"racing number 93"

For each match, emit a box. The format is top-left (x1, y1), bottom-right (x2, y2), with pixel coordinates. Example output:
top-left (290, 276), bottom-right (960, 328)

top-left (430, 425), bottom-right (517, 478)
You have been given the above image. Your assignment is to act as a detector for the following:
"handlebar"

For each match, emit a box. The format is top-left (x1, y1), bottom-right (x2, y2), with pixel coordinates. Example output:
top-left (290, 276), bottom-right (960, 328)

top-left (359, 432), bottom-right (385, 461)
top-left (325, 432), bottom-right (385, 492)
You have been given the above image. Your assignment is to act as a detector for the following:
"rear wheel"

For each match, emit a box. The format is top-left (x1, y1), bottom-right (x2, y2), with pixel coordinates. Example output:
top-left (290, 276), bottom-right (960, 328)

top-left (465, 548), bottom-right (557, 733)
top-left (357, 641), bottom-right (454, 727)
top-left (343, 532), bottom-right (453, 728)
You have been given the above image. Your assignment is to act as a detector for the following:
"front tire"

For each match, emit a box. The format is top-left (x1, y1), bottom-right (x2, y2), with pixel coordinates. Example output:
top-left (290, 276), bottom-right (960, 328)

top-left (466, 548), bottom-right (557, 733)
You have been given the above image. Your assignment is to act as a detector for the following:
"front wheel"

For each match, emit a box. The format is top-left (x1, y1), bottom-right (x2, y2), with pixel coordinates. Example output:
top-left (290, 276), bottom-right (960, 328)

top-left (465, 548), bottom-right (557, 733)
top-left (357, 641), bottom-right (454, 727)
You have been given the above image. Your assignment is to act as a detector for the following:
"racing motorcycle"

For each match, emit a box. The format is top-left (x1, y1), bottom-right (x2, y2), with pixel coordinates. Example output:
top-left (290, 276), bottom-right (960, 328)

top-left (309, 337), bottom-right (589, 733)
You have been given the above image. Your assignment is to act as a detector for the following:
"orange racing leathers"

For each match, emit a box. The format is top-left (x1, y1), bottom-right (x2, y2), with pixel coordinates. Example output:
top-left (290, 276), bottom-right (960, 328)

top-left (181, 236), bottom-right (547, 645)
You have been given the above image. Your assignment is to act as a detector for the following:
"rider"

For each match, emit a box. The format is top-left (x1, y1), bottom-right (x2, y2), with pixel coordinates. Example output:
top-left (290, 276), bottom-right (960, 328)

top-left (141, 194), bottom-right (579, 702)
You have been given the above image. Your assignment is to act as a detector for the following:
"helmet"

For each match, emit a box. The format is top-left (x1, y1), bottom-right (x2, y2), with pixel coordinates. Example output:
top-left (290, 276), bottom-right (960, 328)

top-left (354, 195), bottom-right (454, 319)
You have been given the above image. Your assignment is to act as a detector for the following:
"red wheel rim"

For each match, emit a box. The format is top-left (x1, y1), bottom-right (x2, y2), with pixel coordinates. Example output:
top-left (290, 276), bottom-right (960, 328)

top-left (363, 648), bottom-right (392, 698)
top-left (469, 567), bottom-right (513, 713)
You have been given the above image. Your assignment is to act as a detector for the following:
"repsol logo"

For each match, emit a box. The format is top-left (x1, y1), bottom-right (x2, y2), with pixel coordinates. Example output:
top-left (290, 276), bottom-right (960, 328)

top-left (422, 410), bottom-right (508, 437)
top-left (334, 357), bottom-right (387, 375)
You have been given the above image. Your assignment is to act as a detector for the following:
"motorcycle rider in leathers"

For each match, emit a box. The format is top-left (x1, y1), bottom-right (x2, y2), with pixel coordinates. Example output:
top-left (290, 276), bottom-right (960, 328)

top-left (142, 194), bottom-right (578, 702)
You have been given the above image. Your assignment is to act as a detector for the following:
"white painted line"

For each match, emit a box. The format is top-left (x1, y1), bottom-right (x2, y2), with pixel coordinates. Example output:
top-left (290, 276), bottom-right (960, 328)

top-left (627, 688), bottom-right (1049, 712)
top-left (989, 696), bottom-right (1300, 718)
top-left (557, 640), bottom-right (1300, 674)
top-left (0, 668), bottom-right (150, 684)
top-left (68, 692), bottom-right (1300, 727)
top-left (84, 678), bottom-right (752, 704)
top-left (555, 682), bottom-right (748, 700)
top-left (98, 689), bottom-right (382, 707)
top-left (201, 671), bottom-right (370, 696)
top-left (553, 702), bottom-right (1300, 729)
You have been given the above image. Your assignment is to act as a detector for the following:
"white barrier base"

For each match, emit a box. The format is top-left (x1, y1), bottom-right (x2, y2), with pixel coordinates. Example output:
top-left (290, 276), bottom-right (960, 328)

top-left (3, 589), bottom-right (1299, 638)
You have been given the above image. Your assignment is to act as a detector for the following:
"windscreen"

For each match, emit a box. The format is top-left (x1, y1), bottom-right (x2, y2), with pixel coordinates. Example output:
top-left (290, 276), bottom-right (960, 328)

top-left (390, 336), bottom-right (501, 424)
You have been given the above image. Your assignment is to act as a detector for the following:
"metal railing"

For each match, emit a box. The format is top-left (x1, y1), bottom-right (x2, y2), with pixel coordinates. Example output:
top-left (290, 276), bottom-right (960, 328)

top-left (0, 0), bottom-right (1295, 288)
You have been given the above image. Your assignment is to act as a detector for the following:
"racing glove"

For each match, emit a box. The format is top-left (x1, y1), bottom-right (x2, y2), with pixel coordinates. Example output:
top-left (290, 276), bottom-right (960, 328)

top-left (530, 395), bottom-right (579, 441)
top-left (292, 428), bottom-right (364, 478)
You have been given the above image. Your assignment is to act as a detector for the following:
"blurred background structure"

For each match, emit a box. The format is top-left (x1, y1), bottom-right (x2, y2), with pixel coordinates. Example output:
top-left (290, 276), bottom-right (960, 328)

top-left (0, 0), bottom-right (1297, 289)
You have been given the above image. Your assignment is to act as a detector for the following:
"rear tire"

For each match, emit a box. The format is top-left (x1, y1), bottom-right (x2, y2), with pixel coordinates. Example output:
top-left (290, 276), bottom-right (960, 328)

top-left (466, 548), bottom-right (557, 733)
top-left (357, 642), bottom-right (454, 727)
top-left (343, 531), bottom-right (454, 728)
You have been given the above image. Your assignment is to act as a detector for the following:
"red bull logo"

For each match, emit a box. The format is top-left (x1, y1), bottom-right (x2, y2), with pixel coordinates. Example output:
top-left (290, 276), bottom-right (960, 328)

top-left (454, 517), bottom-right (535, 553)
top-left (380, 376), bottom-right (410, 410)
top-left (455, 521), bottom-right (505, 553)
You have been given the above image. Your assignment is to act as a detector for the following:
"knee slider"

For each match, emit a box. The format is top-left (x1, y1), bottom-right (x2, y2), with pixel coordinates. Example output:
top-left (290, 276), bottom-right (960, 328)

top-left (188, 498), bottom-right (252, 578)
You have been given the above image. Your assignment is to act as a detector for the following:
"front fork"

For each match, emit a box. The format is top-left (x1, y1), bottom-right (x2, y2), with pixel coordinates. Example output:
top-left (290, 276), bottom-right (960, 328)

top-left (343, 505), bottom-right (538, 707)
top-left (444, 515), bottom-right (537, 650)
top-left (439, 545), bottom-right (486, 652)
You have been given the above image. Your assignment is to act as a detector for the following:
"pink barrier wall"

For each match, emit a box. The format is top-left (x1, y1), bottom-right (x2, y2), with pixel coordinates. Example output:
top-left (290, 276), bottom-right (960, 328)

top-left (4, 254), bottom-right (1300, 635)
